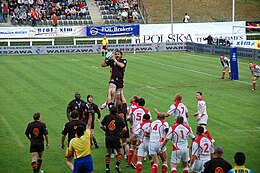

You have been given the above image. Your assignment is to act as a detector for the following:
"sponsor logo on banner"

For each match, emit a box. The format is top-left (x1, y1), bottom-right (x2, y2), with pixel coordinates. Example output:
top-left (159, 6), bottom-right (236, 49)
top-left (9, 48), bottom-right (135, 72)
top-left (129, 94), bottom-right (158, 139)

top-left (0, 26), bottom-right (86, 38)
top-left (86, 25), bottom-right (139, 36)
top-left (234, 40), bottom-right (259, 49)
top-left (35, 26), bottom-right (85, 37)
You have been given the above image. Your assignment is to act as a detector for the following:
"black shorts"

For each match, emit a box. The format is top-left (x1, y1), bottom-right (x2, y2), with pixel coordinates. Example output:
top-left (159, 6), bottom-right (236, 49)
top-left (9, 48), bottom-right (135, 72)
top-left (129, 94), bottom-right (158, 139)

top-left (30, 141), bottom-right (44, 153)
top-left (109, 78), bottom-right (124, 89)
top-left (102, 45), bottom-right (107, 50)
top-left (121, 127), bottom-right (130, 139)
top-left (105, 136), bottom-right (122, 149)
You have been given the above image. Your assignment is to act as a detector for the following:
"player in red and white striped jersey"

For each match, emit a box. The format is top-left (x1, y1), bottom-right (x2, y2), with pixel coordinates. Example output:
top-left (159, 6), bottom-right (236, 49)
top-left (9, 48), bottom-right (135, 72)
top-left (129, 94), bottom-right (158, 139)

top-left (127, 98), bottom-right (151, 168)
top-left (190, 126), bottom-right (214, 173)
top-left (219, 55), bottom-right (231, 79)
top-left (146, 113), bottom-right (169, 173)
top-left (129, 114), bottom-right (151, 173)
top-left (249, 62), bottom-right (260, 90)
top-left (160, 116), bottom-right (195, 173)
top-left (154, 93), bottom-right (189, 125)
top-left (193, 92), bottom-right (214, 142)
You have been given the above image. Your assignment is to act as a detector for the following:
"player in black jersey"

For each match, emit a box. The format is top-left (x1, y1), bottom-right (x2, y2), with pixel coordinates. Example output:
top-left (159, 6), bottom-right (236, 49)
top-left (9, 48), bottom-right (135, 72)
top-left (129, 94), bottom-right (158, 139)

top-left (116, 91), bottom-right (130, 161)
top-left (25, 112), bottom-right (49, 173)
top-left (101, 50), bottom-right (127, 103)
top-left (66, 92), bottom-right (86, 121)
top-left (61, 110), bottom-right (86, 171)
top-left (101, 105), bottom-right (127, 173)
top-left (85, 94), bottom-right (102, 148)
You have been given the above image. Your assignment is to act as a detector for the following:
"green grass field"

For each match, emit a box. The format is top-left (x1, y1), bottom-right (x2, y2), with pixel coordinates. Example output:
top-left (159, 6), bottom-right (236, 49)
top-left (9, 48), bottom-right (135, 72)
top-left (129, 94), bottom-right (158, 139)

top-left (0, 52), bottom-right (259, 173)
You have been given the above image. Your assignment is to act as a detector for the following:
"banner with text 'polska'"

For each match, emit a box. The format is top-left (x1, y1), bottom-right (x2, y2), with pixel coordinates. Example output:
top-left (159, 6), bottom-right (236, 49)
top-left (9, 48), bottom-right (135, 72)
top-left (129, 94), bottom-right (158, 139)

top-left (140, 21), bottom-right (246, 44)
top-left (86, 25), bottom-right (140, 37)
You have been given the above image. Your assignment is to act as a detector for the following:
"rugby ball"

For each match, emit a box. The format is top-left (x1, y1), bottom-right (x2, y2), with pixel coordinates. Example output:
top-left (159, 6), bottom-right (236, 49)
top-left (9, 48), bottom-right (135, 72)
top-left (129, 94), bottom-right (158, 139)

top-left (105, 52), bottom-right (113, 59)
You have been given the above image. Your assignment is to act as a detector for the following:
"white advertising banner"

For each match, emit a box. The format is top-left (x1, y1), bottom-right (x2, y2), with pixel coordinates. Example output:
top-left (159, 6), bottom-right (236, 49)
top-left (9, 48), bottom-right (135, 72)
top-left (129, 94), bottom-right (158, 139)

top-left (0, 26), bottom-right (86, 38)
top-left (233, 40), bottom-right (260, 49)
top-left (140, 21), bottom-right (246, 44)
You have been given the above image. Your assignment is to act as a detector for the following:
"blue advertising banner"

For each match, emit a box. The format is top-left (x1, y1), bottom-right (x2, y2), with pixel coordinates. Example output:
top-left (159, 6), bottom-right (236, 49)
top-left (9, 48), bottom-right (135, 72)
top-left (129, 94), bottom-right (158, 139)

top-left (86, 25), bottom-right (139, 36)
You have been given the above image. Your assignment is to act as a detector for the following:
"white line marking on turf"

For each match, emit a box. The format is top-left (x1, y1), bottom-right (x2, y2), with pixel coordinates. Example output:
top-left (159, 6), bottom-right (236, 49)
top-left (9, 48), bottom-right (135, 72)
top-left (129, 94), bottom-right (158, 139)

top-left (184, 53), bottom-right (250, 65)
top-left (234, 129), bottom-right (260, 132)
top-left (92, 66), bottom-right (99, 69)
top-left (0, 115), bottom-right (25, 148)
top-left (146, 85), bottom-right (156, 89)
top-left (257, 126), bottom-right (260, 129)
top-left (71, 59), bottom-right (79, 61)
top-left (131, 55), bottom-right (251, 85)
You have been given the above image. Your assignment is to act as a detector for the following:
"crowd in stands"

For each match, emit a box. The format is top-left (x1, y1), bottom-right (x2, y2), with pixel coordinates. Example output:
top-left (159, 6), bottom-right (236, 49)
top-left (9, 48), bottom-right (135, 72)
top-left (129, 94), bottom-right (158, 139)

top-left (98, 0), bottom-right (142, 24)
top-left (0, 0), bottom-right (91, 26)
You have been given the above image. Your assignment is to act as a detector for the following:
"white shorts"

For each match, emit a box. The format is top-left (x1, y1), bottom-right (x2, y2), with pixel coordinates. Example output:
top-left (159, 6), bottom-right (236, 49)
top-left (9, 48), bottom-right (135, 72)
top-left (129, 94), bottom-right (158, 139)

top-left (191, 159), bottom-right (203, 172)
top-left (253, 71), bottom-right (260, 77)
top-left (148, 141), bottom-right (166, 156)
top-left (198, 114), bottom-right (208, 125)
top-left (170, 148), bottom-right (190, 164)
top-left (191, 158), bottom-right (209, 173)
top-left (137, 142), bottom-right (149, 157)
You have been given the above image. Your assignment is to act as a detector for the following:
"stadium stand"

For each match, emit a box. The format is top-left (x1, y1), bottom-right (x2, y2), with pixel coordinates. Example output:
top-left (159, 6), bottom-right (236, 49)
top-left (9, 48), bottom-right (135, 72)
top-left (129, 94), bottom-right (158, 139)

top-left (96, 0), bottom-right (144, 25)
top-left (1, 0), bottom-right (93, 26)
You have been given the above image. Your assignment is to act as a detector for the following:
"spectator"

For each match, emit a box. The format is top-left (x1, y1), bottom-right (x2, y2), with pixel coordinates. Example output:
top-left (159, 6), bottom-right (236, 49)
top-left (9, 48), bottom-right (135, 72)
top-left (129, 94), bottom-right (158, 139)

top-left (128, 10), bottom-right (133, 23)
top-left (227, 152), bottom-right (254, 173)
top-left (52, 13), bottom-right (58, 26)
top-left (183, 13), bottom-right (190, 23)
top-left (203, 146), bottom-right (232, 173)
top-left (2, 4), bottom-right (8, 22)
top-left (132, 9), bottom-right (140, 20)
top-left (204, 35), bottom-right (214, 45)
top-left (0, 3), bottom-right (3, 23)
top-left (121, 9), bottom-right (128, 22)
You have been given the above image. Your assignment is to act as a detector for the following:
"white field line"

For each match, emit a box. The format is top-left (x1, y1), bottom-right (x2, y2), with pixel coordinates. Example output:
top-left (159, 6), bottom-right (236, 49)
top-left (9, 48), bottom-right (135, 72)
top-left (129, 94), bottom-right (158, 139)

top-left (234, 129), bottom-right (260, 132)
top-left (0, 115), bottom-right (25, 148)
top-left (130, 55), bottom-right (251, 85)
top-left (183, 53), bottom-right (250, 65)
top-left (145, 85), bottom-right (156, 89)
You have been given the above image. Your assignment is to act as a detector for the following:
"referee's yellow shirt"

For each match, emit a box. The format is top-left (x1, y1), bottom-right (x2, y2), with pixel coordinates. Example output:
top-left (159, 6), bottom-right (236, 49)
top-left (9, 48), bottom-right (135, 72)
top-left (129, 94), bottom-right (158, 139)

top-left (69, 129), bottom-right (91, 159)
top-left (102, 39), bottom-right (108, 46)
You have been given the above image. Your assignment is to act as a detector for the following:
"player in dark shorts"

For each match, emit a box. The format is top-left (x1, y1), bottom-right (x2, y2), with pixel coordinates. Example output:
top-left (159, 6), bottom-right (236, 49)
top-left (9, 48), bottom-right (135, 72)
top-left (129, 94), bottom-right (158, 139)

top-left (25, 112), bottom-right (49, 173)
top-left (101, 50), bottom-right (127, 103)
top-left (116, 90), bottom-right (130, 160)
top-left (85, 94), bottom-right (102, 148)
top-left (61, 110), bottom-right (86, 171)
top-left (100, 104), bottom-right (127, 173)
top-left (66, 92), bottom-right (86, 121)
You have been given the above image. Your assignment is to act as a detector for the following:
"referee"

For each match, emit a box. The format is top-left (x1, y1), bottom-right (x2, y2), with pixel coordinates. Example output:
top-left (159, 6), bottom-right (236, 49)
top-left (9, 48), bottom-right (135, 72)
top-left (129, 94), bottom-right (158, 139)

top-left (101, 36), bottom-right (108, 56)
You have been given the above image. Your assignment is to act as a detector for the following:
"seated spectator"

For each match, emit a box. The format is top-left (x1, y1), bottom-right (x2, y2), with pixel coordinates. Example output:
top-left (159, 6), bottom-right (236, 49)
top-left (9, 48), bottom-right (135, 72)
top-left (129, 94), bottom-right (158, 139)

top-left (132, 9), bottom-right (140, 20)
top-left (70, 6), bottom-right (77, 17)
top-left (128, 10), bottom-right (133, 23)
top-left (116, 9), bottom-right (122, 20)
top-left (64, 6), bottom-right (71, 18)
top-left (121, 9), bottom-right (128, 22)
top-left (123, 0), bottom-right (130, 10)
top-left (79, 1), bottom-right (84, 9)
top-left (79, 7), bottom-right (87, 17)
